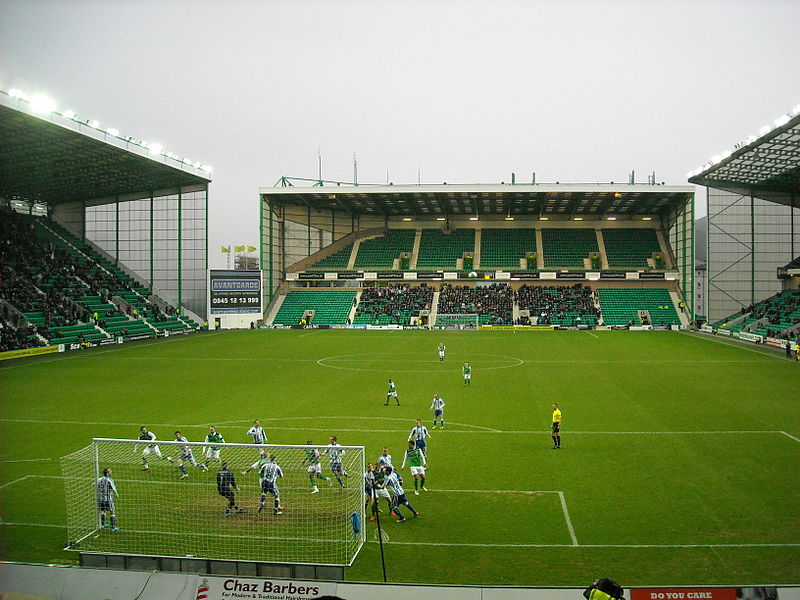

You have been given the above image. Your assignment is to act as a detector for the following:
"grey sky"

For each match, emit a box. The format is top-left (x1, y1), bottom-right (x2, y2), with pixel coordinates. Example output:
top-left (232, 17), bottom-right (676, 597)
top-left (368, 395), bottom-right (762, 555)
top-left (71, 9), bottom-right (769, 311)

top-left (2, 0), bottom-right (798, 267)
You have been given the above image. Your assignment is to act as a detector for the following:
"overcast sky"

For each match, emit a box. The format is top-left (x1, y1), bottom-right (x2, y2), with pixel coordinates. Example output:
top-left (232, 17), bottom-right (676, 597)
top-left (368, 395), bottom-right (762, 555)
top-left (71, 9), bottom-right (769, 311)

top-left (2, 0), bottom-right (798, 267)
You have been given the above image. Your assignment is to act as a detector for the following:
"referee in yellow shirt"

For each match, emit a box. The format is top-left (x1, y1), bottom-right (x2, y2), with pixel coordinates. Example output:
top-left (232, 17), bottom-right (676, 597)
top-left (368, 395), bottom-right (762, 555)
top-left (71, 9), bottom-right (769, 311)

top-left (551, 403), bottom-right (562, 449)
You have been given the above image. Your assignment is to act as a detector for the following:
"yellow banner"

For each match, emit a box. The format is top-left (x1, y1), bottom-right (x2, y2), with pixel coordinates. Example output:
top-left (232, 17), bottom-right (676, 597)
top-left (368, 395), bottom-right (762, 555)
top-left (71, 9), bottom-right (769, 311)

top-left (479, 325), bottom-right (555, 332)
top-left (0, 345), bottom-right (61, 361)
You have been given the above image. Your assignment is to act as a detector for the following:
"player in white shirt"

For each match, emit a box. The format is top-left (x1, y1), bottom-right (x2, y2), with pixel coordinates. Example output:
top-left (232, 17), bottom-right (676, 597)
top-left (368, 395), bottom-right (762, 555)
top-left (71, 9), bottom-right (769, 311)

top-left (246, 419), bottom-right (267, 444)
top-left (430, 394), bottom-right (446, 429)
top-left (384, 466), bottom-right (419, 522)
top-left (377, 447), bottom-right (393, 469)
top-left (437, 342), bottom-right (446, 363)
top-left (408, 419), bottom-right (430, 456)
top-left (325, 436), bottom-right (347, 487)
top-left (257, 455), bottom-right (285, 515)
top-left (167, 431), bottom-right (208, 478)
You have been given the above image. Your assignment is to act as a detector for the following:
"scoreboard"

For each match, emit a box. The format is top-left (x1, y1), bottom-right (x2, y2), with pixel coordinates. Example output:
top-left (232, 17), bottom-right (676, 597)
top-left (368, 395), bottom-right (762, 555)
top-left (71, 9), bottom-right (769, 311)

top-left (209, 270), bottom-right (262, 315)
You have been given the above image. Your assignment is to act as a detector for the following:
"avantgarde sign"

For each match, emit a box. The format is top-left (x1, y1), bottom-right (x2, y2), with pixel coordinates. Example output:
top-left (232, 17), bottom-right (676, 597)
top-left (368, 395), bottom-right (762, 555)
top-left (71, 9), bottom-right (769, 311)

top-left (209, 270), bottom-right (262, 314)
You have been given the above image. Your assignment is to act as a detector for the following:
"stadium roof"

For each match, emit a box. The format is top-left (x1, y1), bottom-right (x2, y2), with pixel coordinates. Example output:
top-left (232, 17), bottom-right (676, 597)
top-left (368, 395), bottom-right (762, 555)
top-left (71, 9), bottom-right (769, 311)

top-left (688, 110), bottom-right (800, 206)
top-left (0, 91), bottom-right (211, 208)
top-left (260, 181), bottom-right (692, 220)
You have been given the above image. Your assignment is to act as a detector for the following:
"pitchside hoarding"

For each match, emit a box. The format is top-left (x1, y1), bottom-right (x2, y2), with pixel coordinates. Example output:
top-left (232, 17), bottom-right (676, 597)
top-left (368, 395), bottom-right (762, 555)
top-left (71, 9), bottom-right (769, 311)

top-left (209, 270), bottom-right (262, 314)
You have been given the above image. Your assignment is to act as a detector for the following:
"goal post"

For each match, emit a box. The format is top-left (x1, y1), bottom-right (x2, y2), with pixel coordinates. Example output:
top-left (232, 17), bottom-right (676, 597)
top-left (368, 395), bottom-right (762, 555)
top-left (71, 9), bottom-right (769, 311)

top-left (61, 439), bottom-right (366, 566)
top-left (434, 313), bottom-right (480, 330)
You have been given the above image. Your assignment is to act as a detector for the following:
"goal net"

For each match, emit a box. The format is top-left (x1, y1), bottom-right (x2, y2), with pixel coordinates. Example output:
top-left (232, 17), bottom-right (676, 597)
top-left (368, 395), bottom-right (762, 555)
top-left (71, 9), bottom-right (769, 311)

top-left (61, 439), bottom-right (365, 566)
top-left (434, 313), bottom-right (480, 330)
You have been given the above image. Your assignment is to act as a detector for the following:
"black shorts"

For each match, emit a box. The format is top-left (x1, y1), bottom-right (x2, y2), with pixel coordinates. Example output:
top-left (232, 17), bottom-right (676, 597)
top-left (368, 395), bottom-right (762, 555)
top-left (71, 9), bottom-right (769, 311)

top-left (552, 422), bottom-right (560, 434)
top-left (97, 500), bottom-right (113, 512)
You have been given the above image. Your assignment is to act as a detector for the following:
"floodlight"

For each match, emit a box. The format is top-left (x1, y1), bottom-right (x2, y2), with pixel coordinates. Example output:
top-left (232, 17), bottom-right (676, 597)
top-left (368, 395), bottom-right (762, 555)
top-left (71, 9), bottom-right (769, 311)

top-left (614, 192), bottom-right (623, 198)
top-left (201, 165), bottom-right (213, 173)
top-left (573, 217), bottom-right (583, 221)
top-left (721, 149), bottom-right (732, 159)
top-left (504, 216), bottom-right (514, 221)
top-left (149, 143), bottom-right (163, 155)
top-left (758, 125), bottom-right (770, 136)
top-left (30, 94), bottom-right (56, 114)
top-left (774, 115), bottom-right (790, 127)
top-left (194, 161), bottom-right (202, 168)
top-left (791, 104), bottom-right (800, 116)
top-left (106, 128), bottom-right (119, 137)
top-left (402, 217), bottom-right (412, 221)
top-left (88, 120), bottom-right (100, 128)
top-left (539, 217), bottom-right (549, 221)
top-left (9, 88), bottom-right (28, 100)
top-left (183, 157), bottom-right (193, 164)
top-left (711, 155), bottom-right (721, 164)
top-left (469, 216), bottom-right (479, 221)
top-left (62, 110), bottom-right (76, 119)
top-left (642, 217), bottom-right (652, 221)
top-left (436, 217), bottom-right (446, 221)
top-left (606, 217), bottom-right (617, 221)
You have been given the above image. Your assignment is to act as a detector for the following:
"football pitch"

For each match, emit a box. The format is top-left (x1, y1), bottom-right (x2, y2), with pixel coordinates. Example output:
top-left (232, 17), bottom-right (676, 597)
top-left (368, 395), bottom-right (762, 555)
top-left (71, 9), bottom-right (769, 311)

top-left (1, 329), bottom-right (799, 586)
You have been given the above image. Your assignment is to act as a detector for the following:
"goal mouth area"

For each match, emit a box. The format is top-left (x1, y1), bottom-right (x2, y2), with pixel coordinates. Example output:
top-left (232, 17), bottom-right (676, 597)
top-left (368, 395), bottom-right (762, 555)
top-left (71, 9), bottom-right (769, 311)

top-left (61, 439), bottom-right (366, 567)
top-left (434, 313), bottom-right (480, 330)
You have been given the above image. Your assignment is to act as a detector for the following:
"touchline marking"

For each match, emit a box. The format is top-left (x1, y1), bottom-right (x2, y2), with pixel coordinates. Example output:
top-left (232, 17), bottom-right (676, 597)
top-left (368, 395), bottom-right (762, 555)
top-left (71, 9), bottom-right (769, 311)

top-left (0, 522), bottom-right (793, 549)
top-left (684, 331), bottom-right (790, 362)
top-left (585, 331), bottom-right (598, 339)
top-left (368, 541), bottom-right (800, 549)
top-left (780, 431), bottom-right (800, 444)
top-left (0, 334), bottom-right (197, 371)
top-left (0, 458), bottom-right (54, 463)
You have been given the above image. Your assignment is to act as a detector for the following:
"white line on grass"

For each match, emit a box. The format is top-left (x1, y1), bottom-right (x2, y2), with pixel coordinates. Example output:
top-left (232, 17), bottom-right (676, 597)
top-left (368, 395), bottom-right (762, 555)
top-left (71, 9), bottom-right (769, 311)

top-left (585, 331), bottom-right (598, 339)
top-left (0, 522), bottom-right (794, 549)
top-left (780, 431), bottom-right (800, 444)
top-left (559, 492), bottom-right (579, 546)
top-left (0, 475), bottom-right (31, 490)
top-left (368, 541), bottom-right (800, 549)
top-left (683, 331), bottom-right (791, 362)
top-left (0, 458), bottom-right (53, 463)
top-left (0, 334), bottom-right (199, 371)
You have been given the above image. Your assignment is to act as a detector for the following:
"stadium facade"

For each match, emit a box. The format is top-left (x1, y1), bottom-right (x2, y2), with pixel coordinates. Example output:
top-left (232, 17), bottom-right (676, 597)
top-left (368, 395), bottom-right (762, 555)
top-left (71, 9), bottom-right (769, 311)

top-left (689, 109), bottom-right (800, 324)
top-left (0, 90), bottom-right (211, 320)
top-left (259, 180), bottom-right (695, 326)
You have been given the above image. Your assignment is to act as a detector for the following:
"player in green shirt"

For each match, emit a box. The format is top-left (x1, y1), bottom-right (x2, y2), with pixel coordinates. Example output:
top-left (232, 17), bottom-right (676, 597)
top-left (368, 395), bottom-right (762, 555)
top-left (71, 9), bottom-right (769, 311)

top-left (385, 378), bottom-right (400, 406)
top-left (463, 362), bottom-right (472, 386)
top-left (401, 440), bottom-right (428, 494)
top-left (203, 426), bottom-right (225, 467)
top-left (303, 440), bottom-right (332, 494)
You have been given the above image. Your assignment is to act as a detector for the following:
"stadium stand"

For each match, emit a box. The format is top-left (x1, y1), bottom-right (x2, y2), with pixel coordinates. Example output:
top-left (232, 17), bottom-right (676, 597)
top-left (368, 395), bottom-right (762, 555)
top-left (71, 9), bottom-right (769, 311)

top-left (597, 288), bottom-right (680, 325)
top-left (416, 229), bottom-right (476, 269)
top-left (437, 283), bottom-right (513, 324)
top-left (602, 228), bottom-right (662, 268)
top-left (713, 290), bottom-right (800, 339)
top-left (272, 290), bottom-right (356, 325)
top-left (516, 284), bottom-right (599, 326)
top-left (352, 283), bottom-right (433, 325)
top-left (0, 207), bottom-right (195, 349)
top-left (541, 228), bottom-right (599, 268)
top-left (479, 228), bottom-right (536, 269)
top-left (308, 244), bottom-right (354, 270)
top-left (353, 230), bottom-right (416, 269)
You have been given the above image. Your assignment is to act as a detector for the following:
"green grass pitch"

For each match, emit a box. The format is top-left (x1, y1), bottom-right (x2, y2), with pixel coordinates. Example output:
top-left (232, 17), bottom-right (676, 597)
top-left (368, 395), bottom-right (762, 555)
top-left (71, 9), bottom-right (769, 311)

top-left (1, 329), bottom-right (799, 585)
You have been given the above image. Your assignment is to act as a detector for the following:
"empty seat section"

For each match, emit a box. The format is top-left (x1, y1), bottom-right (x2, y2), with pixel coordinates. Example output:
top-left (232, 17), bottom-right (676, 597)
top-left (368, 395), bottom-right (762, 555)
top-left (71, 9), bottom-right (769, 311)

top-left (416, 229), bottom-right (475, 269)
top-left (272, 291), bottom-right (356, 325)
top-left (541, 229), bottom-right (598, 268)
top-left (603, 229), bottom-right (661, 268)
top-left (309, 244), bottom-right (354, 270)
top-left (597, 288), bottom-right (680, 325)
top-left (480, 229), bottom-right (536, 269)
top-left (354, 230), bottom-right (416, 269)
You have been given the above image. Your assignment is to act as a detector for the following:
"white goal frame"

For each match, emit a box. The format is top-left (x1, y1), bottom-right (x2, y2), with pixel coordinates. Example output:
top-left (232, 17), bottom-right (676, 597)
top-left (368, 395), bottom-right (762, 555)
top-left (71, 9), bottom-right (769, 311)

top-left (434, 313), bottom-right (480, 330)
top-left (61, 438), bottom-right (366, 567)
